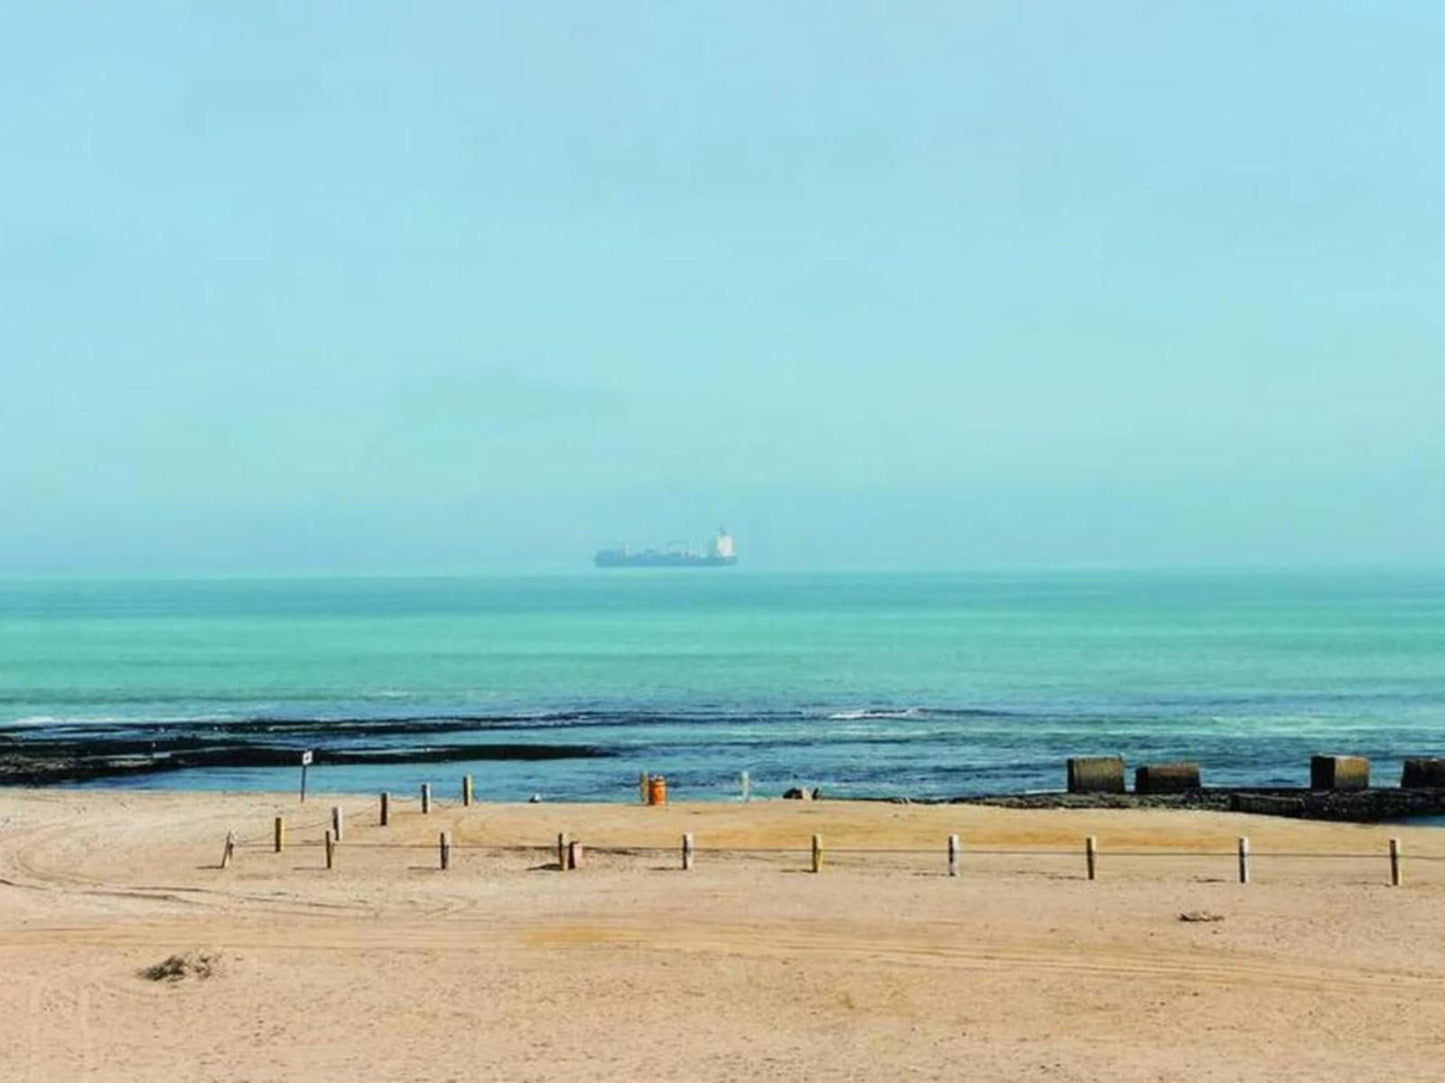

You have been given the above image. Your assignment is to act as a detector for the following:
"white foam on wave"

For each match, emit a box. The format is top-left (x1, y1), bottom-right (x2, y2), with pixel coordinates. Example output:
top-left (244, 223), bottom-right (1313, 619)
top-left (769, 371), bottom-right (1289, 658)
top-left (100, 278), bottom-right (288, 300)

top-left (7, 715), bottom-right (70, 727)
top-left (827, 707), bottom-right (926, 721)
top-left (3, 713), bottom-right (235, 728)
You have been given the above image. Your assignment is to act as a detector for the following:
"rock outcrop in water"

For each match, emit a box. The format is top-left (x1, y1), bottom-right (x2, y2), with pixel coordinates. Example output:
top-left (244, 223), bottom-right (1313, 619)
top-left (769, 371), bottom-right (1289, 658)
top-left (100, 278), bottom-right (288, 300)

top-left (0, 723), bottom-right (616, 786)
top-left (950, 787), bottom-right (1445, 822)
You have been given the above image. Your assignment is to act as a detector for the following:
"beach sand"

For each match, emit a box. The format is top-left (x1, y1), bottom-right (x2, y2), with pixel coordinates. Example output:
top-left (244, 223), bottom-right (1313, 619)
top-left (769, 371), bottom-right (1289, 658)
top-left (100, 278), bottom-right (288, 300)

top-left (2, 788), bottom-right (1443, 1081)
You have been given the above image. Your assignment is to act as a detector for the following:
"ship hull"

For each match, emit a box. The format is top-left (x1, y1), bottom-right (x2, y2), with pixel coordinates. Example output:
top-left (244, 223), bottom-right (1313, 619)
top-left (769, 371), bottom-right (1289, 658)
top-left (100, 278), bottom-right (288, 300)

top-left (594, 552), bottom-right (738, 568)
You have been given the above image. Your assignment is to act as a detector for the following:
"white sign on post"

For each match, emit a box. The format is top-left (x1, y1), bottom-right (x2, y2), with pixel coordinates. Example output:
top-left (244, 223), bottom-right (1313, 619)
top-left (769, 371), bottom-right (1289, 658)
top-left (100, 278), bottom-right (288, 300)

top-left (301, 751), bottom-right (314, 766)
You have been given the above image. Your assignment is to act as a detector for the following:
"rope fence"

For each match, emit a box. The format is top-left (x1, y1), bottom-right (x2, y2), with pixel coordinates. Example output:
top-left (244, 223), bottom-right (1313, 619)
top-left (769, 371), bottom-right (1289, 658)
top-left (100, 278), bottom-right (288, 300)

top-left (216, 784), bottom-right (1430, 888)
top-left (233, 838), bottom-right (1445, 861)
top-left (226, 835), bottom-right (1425, 887)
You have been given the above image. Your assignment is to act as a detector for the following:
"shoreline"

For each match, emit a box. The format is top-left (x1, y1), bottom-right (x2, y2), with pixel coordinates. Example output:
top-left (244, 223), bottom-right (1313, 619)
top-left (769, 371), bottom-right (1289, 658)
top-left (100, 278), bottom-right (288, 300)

top-left (9, 768), bottom-right (1445, 824)
top-left (7, 729), bottom-right (1445, 822)
top-left (7, 719), bottom-right (1445, 823)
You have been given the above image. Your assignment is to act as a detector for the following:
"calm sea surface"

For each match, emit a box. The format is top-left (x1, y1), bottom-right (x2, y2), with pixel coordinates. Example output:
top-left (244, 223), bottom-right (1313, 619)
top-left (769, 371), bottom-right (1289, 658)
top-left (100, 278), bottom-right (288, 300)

top-left (2, 570), bottom-right (1442, 800)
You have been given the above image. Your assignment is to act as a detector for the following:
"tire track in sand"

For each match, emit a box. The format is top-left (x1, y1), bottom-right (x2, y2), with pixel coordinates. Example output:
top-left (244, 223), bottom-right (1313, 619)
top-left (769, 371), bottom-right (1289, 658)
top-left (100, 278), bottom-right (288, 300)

top-left (5, 913), bottom-right (1440, 1001)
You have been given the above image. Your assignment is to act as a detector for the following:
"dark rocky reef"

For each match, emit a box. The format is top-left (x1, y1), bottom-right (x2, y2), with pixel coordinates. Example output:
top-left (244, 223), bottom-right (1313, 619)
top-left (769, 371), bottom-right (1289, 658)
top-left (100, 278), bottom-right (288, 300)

top-left (948, 787), bottom-right (1445, 822)
top-left (0, 727), bottom-right (615, 787)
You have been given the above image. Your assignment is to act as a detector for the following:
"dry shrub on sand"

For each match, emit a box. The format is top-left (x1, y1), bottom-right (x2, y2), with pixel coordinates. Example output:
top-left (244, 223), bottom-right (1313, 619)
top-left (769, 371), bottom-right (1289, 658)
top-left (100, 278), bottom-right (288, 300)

top-left (139, 950), bottom-right (225, 982)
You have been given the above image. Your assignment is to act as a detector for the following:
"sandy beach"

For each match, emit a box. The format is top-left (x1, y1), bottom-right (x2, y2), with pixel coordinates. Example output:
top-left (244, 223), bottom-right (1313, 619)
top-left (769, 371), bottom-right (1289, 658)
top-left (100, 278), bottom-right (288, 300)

top-left (2, 788), bottom-right (1444, 1081)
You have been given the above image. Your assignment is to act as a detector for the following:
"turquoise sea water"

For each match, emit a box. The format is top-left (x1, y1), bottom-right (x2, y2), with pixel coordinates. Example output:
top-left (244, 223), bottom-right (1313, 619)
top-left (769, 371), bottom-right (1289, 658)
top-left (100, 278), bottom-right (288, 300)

top-left (1, 570), bottom-right (1442, 800)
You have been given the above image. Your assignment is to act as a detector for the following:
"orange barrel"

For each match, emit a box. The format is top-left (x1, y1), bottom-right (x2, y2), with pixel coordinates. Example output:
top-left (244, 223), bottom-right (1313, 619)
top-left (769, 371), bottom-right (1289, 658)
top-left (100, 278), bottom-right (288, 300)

top-left (647, 775), bottom-right (667, 806)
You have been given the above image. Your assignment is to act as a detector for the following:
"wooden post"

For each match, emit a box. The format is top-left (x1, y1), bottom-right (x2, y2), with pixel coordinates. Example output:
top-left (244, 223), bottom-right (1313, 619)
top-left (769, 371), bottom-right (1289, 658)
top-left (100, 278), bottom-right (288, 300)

top-left (331, 805), bottom-right (344, 842)
top-left (1085, 836), bottom-right (1097, 881)
top-left (274, 816), bottom-right (285, 853)
top-left (638, 772), bottom-right (649, 804)
top-left (462, 775), bottom-right (473, 807)
top-left (220, 831), bottom-right (236, 869)
top-left (380, 792), bottom-right (390, 827)
top-left (1390, 837), bottom-right (1402, 887)
top-left (557, 832), bottom-right (570, 872)
top-left (811, 833), bottom-right (824, 874)
top-left (1237, 837), bottom-right (1250, 885)
top-left (567, 840), bottom-right (583, 870)
top-left (948, 834), bottom-right (960, 878)
top-left (421, 783), bottom-right (431, 814)
top-left (440, 831), bottom-right (451, 871)
top-left (324, 829), bottom-right (335, 870)
top-left (682, 833), bottom-right (695, 871)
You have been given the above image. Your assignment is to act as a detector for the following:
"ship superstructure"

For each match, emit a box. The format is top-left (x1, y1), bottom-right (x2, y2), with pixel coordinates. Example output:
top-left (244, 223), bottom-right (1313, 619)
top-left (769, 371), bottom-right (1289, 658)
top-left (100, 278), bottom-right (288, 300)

top-left (594, 529), bottom-right (738, 568)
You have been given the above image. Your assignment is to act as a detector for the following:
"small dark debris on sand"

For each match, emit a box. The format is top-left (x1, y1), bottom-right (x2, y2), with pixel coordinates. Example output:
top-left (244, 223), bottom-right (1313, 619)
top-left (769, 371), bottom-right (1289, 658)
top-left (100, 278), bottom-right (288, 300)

top-left (139, 950), bottom-right (225, 982)
top-left (1179, 910), bottom-right (1225, 923)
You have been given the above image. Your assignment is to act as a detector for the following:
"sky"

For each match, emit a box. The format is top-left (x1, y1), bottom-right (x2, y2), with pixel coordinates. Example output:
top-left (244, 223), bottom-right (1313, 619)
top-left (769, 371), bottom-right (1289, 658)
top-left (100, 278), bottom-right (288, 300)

top-left (2, 2), bottom-right (1443, 573)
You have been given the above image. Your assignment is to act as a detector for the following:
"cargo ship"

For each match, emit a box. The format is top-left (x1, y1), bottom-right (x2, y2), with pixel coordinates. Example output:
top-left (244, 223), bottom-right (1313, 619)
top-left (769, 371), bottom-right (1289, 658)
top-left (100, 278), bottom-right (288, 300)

top-left (594, 529), bottom-right (738, 568)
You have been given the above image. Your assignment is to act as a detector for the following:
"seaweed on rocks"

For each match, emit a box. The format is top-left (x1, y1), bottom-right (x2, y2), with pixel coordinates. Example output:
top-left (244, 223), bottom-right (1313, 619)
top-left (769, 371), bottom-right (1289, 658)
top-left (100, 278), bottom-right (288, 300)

top-left (0, 729), bottom-right (615, 786)
top-left (949, 787), bottom-right (1445, 822)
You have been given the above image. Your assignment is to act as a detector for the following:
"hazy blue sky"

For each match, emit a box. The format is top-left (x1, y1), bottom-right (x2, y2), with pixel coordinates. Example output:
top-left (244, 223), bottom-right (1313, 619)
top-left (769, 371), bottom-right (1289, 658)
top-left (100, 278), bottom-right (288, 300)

top-left (3, 3), bottom-right (1442, 572)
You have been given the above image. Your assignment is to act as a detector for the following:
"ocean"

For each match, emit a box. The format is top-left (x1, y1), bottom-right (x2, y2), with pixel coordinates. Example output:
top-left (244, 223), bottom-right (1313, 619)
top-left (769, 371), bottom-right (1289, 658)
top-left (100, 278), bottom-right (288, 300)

top-left (2, 569), bottom-right (1442, 800)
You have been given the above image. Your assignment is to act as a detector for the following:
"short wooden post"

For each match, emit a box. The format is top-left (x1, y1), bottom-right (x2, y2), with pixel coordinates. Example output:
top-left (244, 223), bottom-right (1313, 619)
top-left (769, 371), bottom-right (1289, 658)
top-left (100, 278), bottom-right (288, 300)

top-left (380, 792), bottom-right (390, 827)
top-left (567, 840), bottom-right (583, 870)
top-left (682, 832), bottom-right (695, 870)
top-left (638, 771), bottom-right (648, 804)
top-left (1085, 836), bottom-right (1097, 881)
top-left (740, 770), bottom-right (751, 802)
top-left (462, 775), bottom-right (473, 807)
top-left (421, 783), bottom-right (431, 814)
top-left (557, 832), bottom-right (570, 871)
top-left (811, 833), bottom-right (824, 874)
top-left (948, 834), bottom-right (960, 878)
top-left (1390, 838), bottom-right (1402, 887)
top-left (220, 830), bottom-right (236, 869)
top-left (1237, 837), bottom-right (1250, 884)
top-left (331, 805), bottom-right (344, 842)
top-left (439, 831), bottom-right (451, 871)
top-left (324, 829), bottom-right (335, 870)
top-left (274, 816), bottom-right (285, 853)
